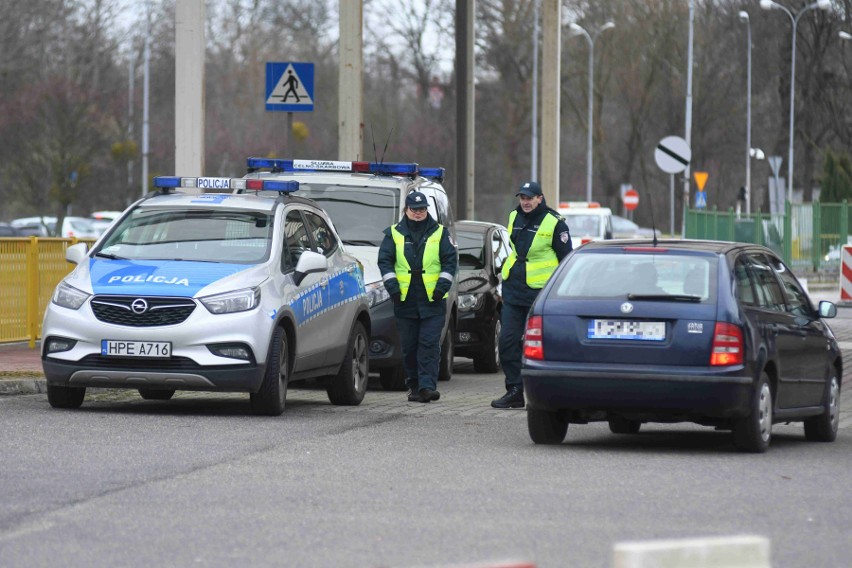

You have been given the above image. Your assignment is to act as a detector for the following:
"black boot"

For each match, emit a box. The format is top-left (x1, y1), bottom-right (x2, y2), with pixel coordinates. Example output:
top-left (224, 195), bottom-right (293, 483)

top-left (491, 385), bottom-right (524, 409)
top-left (417, 388), bottom-right (440, 403)
top-left (407, 387), bottom-right (420, 402)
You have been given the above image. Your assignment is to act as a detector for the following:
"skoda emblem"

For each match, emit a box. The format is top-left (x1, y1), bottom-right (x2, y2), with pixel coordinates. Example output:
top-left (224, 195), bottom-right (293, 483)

top-left (131, 298), bottom-right (149, 314)
top-left (620, 302), bottom-right (634, 314)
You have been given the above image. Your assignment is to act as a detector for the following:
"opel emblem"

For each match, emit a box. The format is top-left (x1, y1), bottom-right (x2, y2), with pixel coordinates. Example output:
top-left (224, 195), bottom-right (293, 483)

top-left (620, 302), bottom-right (634, 314)
top-left (131, 299), bottom-right (149, 314)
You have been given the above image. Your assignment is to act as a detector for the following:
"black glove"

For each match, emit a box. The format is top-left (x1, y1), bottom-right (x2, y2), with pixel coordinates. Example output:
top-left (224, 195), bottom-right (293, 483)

top-left (432, 290), bottom-right (444, 302)
top-left (391, 293), bottom-right (402, 305)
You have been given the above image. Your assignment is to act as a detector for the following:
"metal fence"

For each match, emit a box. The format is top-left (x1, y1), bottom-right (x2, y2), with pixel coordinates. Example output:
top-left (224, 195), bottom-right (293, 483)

top-left (0, 237), bottom-right (96, 347)
top-left (685, 201), bottom-right (851, 271)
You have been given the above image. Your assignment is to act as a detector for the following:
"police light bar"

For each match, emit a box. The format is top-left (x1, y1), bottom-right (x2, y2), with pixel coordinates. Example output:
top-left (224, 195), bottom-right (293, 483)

top-left (420, 167), bottom-right (445, 181)
top-left (246, 157), bottom-right (420, 177)
top-left (559, 201), bottom-right (601, 208)
top-left (153, 176), bottom-right (298, 193)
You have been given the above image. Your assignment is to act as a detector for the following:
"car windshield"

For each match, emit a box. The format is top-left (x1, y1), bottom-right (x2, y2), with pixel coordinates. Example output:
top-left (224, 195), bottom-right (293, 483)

top-left (563, 214), bottom-right (602, 235)
top-left (457, 230), bottom-right (486, 269)
top-left (296, 184), bottom-right (400, 247)
top-left (96, 208), bottom-right (273, 264)
top-left (552, 252), bottom-right (715, 299)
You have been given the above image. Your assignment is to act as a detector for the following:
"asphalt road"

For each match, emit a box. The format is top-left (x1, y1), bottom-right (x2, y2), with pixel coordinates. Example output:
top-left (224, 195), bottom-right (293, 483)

top-left (1, 359), bottom-right (851, 568)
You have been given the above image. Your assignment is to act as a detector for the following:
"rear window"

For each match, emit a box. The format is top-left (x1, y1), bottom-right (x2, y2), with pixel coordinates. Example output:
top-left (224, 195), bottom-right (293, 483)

top-left (551, 252), bottom-right (716, 299)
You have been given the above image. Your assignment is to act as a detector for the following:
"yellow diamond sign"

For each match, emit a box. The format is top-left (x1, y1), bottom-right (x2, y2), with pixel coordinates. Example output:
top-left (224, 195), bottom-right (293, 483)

top-left (694, 171), bottom-right (709, 191)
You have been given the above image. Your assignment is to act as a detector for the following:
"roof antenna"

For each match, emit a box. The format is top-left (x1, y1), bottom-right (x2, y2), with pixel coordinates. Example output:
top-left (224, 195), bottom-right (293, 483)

top-left (370, 124), bottom-right (379, 164)
top-left (647, 188), bottom-right (659, 247)
top-left (379, 126), bottom-right (394, 165)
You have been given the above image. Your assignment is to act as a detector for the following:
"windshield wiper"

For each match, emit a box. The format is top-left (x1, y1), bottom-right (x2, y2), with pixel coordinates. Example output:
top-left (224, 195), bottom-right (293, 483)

top-left (94, 252), bottom-right (126, 260)
top-left (343, 240), bottom-right (378, 246)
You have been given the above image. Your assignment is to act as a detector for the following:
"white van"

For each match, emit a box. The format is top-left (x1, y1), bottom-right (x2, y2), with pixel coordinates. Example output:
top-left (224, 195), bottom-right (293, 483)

top-left (557, 202), bottom-right (613, 250)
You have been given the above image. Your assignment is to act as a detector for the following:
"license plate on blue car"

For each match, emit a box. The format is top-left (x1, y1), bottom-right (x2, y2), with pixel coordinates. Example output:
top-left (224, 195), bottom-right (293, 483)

top-left (588, 320), bottom-right (665, 341)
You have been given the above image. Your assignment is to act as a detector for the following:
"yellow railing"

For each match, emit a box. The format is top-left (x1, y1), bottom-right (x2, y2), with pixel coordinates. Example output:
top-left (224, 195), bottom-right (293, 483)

top-left (0, 237), bottom-right (97, 348)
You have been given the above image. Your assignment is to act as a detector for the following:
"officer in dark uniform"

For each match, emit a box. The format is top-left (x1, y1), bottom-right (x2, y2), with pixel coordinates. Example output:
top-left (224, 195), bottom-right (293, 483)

top-left (378, 191), bottom-right (458, 403)
top-left (491, 181), bottom-right (572, 409)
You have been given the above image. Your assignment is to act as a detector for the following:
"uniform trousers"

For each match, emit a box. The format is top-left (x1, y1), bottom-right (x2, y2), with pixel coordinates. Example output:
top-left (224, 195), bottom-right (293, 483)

top-left (396, 313), bottom-right (444, 392)
top-left (498, 302), bottom-right (531, 389)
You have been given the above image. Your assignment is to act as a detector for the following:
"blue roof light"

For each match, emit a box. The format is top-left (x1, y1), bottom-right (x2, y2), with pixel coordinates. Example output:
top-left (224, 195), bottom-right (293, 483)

top-left (153, 176), bottom-right (181, 188)
top-left (420, 167), bottom-right (445, 180)
top-left (263, 180), bottom-right (299, 192)
top-left (369, 162), bottom-right (419, 175)
top-left (246, 158), bottom-right (294, 171)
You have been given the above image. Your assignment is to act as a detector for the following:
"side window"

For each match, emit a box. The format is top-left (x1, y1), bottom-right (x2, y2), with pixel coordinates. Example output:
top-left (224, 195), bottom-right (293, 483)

top-left (494, 229), bottom-right (511, 268)
top-left (303, 211), bottom-right (338, 257)
top-left (281, 210), bottom-right (313, 272)
top-left (768, 255), bottom-right (813, 317)
top-left (747, 254), bottom-right (785, 311)
top-left (734, 258), bottom-right (756, 306)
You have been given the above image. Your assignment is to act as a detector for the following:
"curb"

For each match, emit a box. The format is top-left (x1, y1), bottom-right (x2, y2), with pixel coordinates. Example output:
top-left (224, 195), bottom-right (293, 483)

top-left (0, 377), bottom-right (47, 395)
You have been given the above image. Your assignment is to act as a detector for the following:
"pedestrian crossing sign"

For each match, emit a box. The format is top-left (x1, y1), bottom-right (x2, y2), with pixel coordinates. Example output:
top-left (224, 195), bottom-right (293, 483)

top-left (265, 62), bottom-right (314, 112)
top-left (695, 190), bottom-right (707, 209)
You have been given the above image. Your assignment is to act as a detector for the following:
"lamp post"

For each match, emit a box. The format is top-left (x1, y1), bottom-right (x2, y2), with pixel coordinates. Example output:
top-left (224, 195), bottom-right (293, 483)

top-left (569, 21), bottom-right (615, 203)
top-left (760, 0), bottom-right (831, 205)
top-left (739, 11), bottom-right (753, 215)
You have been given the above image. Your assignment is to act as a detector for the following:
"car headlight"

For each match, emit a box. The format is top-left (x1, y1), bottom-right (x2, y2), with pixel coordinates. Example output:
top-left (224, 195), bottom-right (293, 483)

top-left (52, 281), bottom-right (90, 310)
top-left (459, 293), bottom-right (484, 312)
top-left (200, 287), bottom-right (260, 314)
top-left (366, 281), bottom-right (390, 307)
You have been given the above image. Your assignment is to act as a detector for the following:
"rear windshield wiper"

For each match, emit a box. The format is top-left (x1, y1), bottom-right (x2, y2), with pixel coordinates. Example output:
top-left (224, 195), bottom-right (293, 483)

top-left (627, 293), bottom-right (701, 302)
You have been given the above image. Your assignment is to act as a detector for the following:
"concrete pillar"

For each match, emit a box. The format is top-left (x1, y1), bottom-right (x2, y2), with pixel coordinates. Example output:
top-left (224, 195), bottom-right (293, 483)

top-left (540, 0), bottom-right (560, 207)
top-left (175, 0), bottom-right (205, 177)
top-left (339, 1), bottom-right (363, 161)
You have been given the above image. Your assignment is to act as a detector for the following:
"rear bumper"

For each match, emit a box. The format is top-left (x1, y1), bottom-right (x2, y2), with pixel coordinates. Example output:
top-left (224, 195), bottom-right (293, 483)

top-left (522, 362), bottom-right (754, 420)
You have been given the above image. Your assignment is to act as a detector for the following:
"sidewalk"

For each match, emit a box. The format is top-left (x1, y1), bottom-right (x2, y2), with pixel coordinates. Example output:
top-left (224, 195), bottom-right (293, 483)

top-left (3, 285), bottom-right (851, 397)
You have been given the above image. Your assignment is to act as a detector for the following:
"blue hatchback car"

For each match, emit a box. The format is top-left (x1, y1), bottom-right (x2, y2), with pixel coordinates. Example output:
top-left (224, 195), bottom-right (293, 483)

top-left (521, 239), bottom-right (841, 452)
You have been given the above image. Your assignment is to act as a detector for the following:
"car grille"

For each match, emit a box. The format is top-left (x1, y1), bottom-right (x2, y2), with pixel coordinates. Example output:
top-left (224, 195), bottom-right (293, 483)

top-left (78, 354), bottom-right (201, 370)
top-left (90, 296), bottom-right (197, 327)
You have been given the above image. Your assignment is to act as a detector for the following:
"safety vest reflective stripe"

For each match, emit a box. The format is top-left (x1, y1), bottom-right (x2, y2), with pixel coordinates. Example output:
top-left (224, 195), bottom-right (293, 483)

top-left (390, 224), bottom-right (447, 301)
top-left (501, 211), bottom-right (559, 289)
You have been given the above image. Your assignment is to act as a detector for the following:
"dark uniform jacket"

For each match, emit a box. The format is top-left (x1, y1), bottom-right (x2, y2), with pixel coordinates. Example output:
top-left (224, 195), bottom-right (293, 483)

top-left (378, 214), bottom-right (458, 318)
top-left (503, 200), bottom-right (572, 307)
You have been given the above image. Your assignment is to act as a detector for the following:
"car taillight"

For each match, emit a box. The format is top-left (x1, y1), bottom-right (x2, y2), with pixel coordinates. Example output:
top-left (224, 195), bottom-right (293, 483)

top-left (710, 322), bottom-right (744, 366)
top-left (523, 315), bottom-right (544, 360)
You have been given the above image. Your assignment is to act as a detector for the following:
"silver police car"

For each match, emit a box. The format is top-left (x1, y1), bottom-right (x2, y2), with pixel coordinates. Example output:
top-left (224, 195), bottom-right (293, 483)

top-left (41, 176), bottom-right (371, 416)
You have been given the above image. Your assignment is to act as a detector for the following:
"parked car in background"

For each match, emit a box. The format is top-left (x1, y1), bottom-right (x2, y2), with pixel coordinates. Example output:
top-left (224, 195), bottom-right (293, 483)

top-left (11, 216), bottom-right (99, 238)
top-left (235, 158), bottom-right (459, 391)
top-left (455, 220), bottom-right (511, 373)
top-left (0, 222), bottom-right (22, 236)
top-left (557, 202), bottom-right (613, 249)
top-left (521, 239), bottom-right (842, 453)
top-left (611, 214), bottom-right (661, 239)
top-left (90, 210), bottom-right (125, 235)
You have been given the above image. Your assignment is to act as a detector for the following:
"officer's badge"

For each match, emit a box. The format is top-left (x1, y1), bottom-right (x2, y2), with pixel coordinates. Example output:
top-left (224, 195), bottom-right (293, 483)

top-left (560, 231), bottom-right (570, 243)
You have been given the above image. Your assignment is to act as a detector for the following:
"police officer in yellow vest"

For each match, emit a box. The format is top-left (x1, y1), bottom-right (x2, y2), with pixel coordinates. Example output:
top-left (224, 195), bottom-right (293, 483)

top-left (379, 191), bottom-right (458, 403)
top-left (491, 181), bottom-right (572, 409)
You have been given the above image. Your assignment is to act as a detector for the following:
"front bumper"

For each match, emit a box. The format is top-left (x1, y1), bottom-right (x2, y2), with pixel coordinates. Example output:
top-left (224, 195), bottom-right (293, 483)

top-left (41, 298), bottom-right (276, 393)
top-left (456, 309), bottom-right (496, 356)
top-left (365, 300), bottom-right (401, 370)
top-left (522, 361), bottom-right (754, 421)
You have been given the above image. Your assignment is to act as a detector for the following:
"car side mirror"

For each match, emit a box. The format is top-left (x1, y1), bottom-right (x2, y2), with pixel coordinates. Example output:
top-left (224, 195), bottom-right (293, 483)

top-left (818, 300), bottom-right (837, 319)
top-left (294, 250), bottom-right (328, 286)
top-left (65, 242), bottom-right (89, 265)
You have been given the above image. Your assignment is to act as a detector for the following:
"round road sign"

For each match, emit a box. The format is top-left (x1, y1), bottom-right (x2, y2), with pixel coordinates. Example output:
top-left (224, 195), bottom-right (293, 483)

top-left (655, 135), bottom-right (691, 174)
top-left (623, 188), bottom-right (639, 211)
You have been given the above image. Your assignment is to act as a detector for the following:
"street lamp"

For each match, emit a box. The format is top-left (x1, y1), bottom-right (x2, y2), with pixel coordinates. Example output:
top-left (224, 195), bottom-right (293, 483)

top-left (569, 21), bottom-right (615, 203)
top-left (739, 11), bottom-right (753, 214)
top-left (760, 0), bottom-right (831, 205)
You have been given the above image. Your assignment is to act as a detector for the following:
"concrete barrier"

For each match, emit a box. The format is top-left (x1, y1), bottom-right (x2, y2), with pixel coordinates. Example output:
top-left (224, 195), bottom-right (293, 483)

top-left (613, 535), bottom-right (770, 568)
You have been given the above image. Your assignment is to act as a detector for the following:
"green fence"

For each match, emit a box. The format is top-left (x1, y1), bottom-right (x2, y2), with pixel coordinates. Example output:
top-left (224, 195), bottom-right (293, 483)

top-left (685, 201), bottom-right (851, 271)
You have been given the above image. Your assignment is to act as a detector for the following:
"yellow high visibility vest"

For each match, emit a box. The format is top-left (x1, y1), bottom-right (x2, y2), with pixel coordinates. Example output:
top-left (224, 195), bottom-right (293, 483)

top-left (501, 211), bottom-right (559, 289)
top-left (390, 224), bottom-right (447, 301)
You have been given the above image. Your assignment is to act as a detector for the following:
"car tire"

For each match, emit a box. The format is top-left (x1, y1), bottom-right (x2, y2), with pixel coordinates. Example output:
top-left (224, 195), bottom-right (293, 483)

top-left (138, 388), bottom-right (175, 401)
top-left (379, 364), bottom-right (407, 391)
top-left (327, 322), bottom-right (369, 406)
top-left (608, 416), bottom-right (641, 434)
top-left (527, 408), bottom-right (568, 445)
top-left (473, 317), bottom-right (501, 374)
top-left (250, 326), bottom-right (288, 416)
top-left (438, 319), bottom-right (455, 381)
top-left (733, 372), bottom-right (773, 453)
top-left (804, 372), bottom-right (840, 443)
top-left (47, 384), bottom-right (86, 409)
